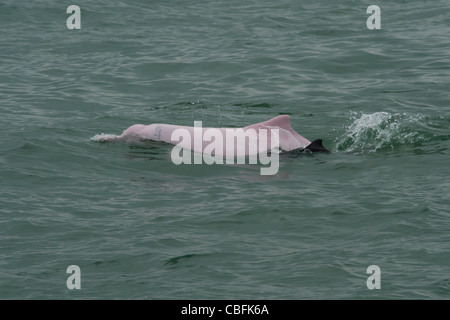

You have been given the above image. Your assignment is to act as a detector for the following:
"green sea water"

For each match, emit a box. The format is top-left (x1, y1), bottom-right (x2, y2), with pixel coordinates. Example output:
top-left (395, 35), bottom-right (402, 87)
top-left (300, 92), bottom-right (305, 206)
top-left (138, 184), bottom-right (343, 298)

top-left (0, 0), bottom-right (449, 299)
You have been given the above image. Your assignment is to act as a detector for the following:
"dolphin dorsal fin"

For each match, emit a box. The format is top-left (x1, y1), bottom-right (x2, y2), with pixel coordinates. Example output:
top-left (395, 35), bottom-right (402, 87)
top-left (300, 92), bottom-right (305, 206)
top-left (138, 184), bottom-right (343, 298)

top-left (258, 115), bottom-right (311, 150)
top-left (262, 115), bottom-right (292, 129)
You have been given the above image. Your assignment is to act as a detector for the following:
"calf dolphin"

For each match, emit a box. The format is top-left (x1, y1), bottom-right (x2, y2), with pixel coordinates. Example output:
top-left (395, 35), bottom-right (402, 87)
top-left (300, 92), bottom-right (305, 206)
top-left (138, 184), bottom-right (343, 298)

top-left (92, 115), bottom-right (330, 154)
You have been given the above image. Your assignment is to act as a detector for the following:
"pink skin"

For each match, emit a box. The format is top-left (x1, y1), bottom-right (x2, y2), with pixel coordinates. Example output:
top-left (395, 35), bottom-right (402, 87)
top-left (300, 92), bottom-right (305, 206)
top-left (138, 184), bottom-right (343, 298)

top-left (109, 115), bottom-right (311, 155)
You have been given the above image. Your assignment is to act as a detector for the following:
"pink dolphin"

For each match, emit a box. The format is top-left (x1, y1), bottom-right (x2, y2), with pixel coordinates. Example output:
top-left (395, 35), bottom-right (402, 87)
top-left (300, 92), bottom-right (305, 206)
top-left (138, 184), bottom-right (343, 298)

top-left (92, 115), bottom-right (329, 155)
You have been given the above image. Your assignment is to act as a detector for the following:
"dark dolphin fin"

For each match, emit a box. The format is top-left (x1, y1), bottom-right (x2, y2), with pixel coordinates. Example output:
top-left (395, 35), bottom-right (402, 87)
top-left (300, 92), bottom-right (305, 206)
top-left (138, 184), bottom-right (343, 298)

top-left (305, 139), bottom-right (330, 153)
top-left (280, 139), bottom-right (331, 157)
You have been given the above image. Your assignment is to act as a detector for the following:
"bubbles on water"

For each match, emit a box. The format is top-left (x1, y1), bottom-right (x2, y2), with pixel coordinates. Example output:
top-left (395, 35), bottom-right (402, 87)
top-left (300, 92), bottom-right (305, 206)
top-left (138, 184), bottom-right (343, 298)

top-left (335, 111), bottom-right (431, 153)
top-left (90, 133), bottom-right (120, 142)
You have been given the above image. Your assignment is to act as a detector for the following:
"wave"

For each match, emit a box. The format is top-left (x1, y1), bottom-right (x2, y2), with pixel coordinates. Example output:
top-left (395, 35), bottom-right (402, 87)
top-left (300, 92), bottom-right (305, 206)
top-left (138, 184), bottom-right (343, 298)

top-left (335, 111), bottom-right (438, 153)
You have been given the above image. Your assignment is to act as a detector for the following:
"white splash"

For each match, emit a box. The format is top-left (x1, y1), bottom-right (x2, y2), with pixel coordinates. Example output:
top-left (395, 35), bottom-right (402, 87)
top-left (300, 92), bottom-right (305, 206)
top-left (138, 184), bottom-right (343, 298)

top-left (336, 111), bottom-right (428, 153)
top-left (90, 133), bottom-right (121, 142)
